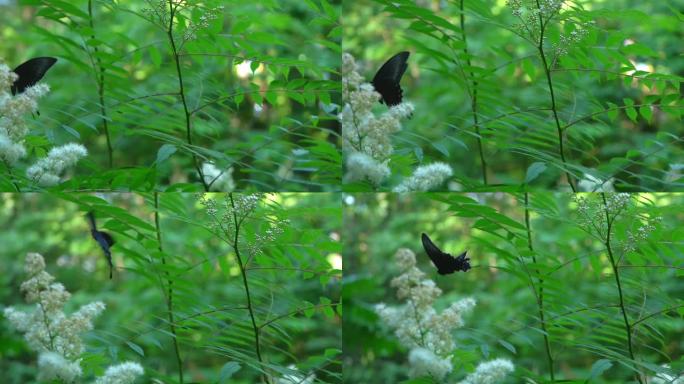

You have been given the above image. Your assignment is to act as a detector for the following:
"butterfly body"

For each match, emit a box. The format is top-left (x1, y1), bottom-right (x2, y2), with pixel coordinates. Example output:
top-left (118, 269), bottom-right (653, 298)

top-left (87, 212), bottom-right (115, 279)
top-left (421, 233), bottom-right (471, 274)
top-left (11, 57), bottom-right (57, 95)
top-left (372, 51), bottom-right (409, 106)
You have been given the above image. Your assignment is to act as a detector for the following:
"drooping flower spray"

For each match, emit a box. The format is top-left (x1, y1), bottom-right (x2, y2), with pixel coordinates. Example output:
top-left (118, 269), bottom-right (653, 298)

top-left (375, 248), bottom-right (514, 382)
top-left (341, 53), bottom-right (453, 191)
top-left (3, 253), bottom-right (144, 384)
top-left (0, 61), bottom-right (87, 189)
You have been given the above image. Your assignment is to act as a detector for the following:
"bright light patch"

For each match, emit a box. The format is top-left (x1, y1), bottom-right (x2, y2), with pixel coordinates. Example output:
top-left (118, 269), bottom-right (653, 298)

top-left (235, 60), bottom-right (264, 79)
top-left (327, 253), bottom-right (342, 270)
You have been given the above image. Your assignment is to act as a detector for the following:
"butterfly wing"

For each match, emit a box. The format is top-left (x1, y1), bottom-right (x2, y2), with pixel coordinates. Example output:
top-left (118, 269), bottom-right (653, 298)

top-left (86, 211), bottom-right (115, 279)
top-left (11, 57), bottom-right (58, 95)
top-left (421, 233), bottom-right (456, 275)
top-left (453, 251), bottom-right (471, 272)
top-left (372, 51), bottom-right (409, 106)
top-left (86, 211), bottom-right (97, 231)
top-left (100, 232), bottom-right (115, 247)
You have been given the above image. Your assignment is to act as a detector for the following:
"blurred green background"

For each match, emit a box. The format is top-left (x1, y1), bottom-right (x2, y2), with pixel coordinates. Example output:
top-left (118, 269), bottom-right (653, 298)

top-left (0, 192), bottom-right (342, 383)
top-left (342, 193), bottom-right (683, 383)
top-left (1, 0), bottom-right (341, 191)
top-left (343, 0), bottom-right (683, 191)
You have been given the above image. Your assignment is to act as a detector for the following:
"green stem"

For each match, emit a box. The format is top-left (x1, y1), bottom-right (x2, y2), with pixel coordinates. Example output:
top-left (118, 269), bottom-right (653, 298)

top-left (460, 0), bottom-right (488, 185)
top-left (600, 193), bottom-right (642, 384)
top-left (1, 159), bottom-right (21, 191)
top-left (534, 0), bottom-right (576, 192)
top-left (154, 193), bottom-right (184, 383)
top-left (88, 0), bottom-right (113, 169)
top-left (228, 193), bottom-right (267, 383)
top-left (38, 300), bottom-right (55, 351)
top-left (525, 193), bottom-right (555, 381)
top-left (166, 0), bottom-right (208, 191)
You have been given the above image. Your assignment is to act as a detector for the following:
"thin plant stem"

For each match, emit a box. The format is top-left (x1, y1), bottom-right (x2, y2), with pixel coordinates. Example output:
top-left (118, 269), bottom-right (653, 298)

top-left (228, 193), bottom-right (268, 383)
top-left (38, 301), bottom-right (55, 350)
top-left (524, 193), bottom-right (555, 381)
top-left (154, 193), bottom-right (184, 383)
top-left (88, 0), bottom-right (113, 169)
top-left (1, 159), bottom-right (21, 191)
top-left (460, 0), bottom-right (488, 185)
top-left (600, 193), bottom-right (643, 384)
top-left (166, 0), bottom-right (208, 191)
top-left (534, 0), bottom-right (576, 191)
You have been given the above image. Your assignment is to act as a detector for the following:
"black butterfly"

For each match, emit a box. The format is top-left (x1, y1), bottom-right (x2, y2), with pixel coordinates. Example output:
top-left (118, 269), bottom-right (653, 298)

top-left (421, 233), bottom-right (471, 274)
top-left (86, 211), bottom-right (115, 279)
top-left (11, 57), bottom-right (57, 95)
top-left (372, 51), bottom-right (409, 106)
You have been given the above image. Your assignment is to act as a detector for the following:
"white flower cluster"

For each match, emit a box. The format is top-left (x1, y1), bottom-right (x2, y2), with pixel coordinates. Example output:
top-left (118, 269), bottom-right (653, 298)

top-left (182, 5), bottom-right (224, 42)
top-left (0, 62), bottom-right (49, 165)
top-left (375, 248), bottom-right (484, 380)
top-left (345, 152), bottom-right (390, 186)
top-left (458, 358), bottom-right (515, 384)
top-left (202, 162), bottom-right (236, 191)
top-left (1, 60), bottom-right (87, 187)
top-left (506, 0), bottom-right (591, 57)
top-left (625, 215), bottom-right (660, 253)
top-left (506, 0), bottom-right (564, 24)
top-left (341, 53), bottom-right (452, 190)
top-left (341, 53), bottom-right (414, 186)
top-left (247, 216), bottom-right (289, 257)
top-left (37, 351), bottom-right (83, 383)
top-left (26, 143), bottom-right (88, 186)
top-left (573, 193), bottom-right (660, 253)
top-left (142, 0), bottom-right (224, 42)
top-left (95, 362), bottom-right (145, 384)
top-left (408, 347), bottom-right (453, 379)
top-left (199, 193), bottom-right (273, 247)
top-left (276, 364), bottom-right (316, 384)
top-left (142, 0), bottom-right (170, 25)
top-left (556, 26), bottom-right (591, 56)
top-left (393, 162), bottom-right (453, 192)
top-left (3, 253), bottom-right (144, 384)
top-left (4, 253), bottom-right (103, 359)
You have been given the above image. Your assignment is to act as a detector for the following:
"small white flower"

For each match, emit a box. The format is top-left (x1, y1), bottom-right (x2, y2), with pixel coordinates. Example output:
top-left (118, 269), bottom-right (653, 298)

top-left (37, 352), bottom-right (83, 383)
top-left (459, 358), bottom-right (515, 384)
top-left (26, 143), bottom-right (88, 186)
top-left (95, 361), bottom-right (145, 384)
top-left (393, 162), bottom-right (453, 192)
top-left (25, 252), bottom-right (46, 274)
top-left (0, 132), bottom-right (26, 164)
top-left (408, 347), bottom-right (453, 380)
top-left (344, 152), bottom-right (390, 186)
top-left (342, 52), bottom-right (416, 187)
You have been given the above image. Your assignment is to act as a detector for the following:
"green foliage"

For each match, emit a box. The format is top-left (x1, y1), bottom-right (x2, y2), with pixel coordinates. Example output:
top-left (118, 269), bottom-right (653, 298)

top-left (0, 0), bottom-right (341, 191)
top-left (0, 193), bottom-right (342, 383)
top-left (343, 0), bottom-right (683, 191)
top-left (343, 193), bottom-right (683, 383)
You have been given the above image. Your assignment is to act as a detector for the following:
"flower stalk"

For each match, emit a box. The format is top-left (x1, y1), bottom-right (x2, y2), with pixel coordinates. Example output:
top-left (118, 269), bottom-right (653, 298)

top-left (228, 193), bottom-right (267, 383)
top-left (524, 193), bottom-right (555, 381)
top-left (533, 0), bottom-right (576, 191)
top-left (165, 0), bottom-right (208, 190)
top-left (87, 0), bottom-right (114, 169)
top-left (600, 193), bottom-right (643, 384)
top-left (460, 0), bottom-right (488, 185)
top-left (154, 193), bottom-right (184, 383)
